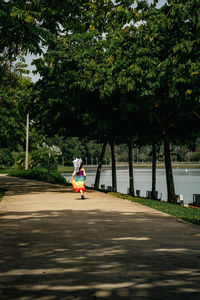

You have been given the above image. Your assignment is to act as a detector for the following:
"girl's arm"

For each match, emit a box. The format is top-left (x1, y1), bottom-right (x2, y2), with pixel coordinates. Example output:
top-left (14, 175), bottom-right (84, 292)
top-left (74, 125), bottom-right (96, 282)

top-left (83, 168), bottom-right (86, 179)
top-left (72, 172), bottom-right (76, 180)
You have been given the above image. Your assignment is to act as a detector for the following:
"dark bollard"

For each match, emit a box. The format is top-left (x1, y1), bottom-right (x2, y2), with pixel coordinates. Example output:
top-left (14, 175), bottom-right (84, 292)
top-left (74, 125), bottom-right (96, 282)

top-left (146, 191), bottom-right (151, 199)
top-left (136, 190), bottom-right (140, 197)
top-left (107, 186), bottom-right (112, 192)
top-left (151, 191), bottom-right (158, 199)
top-left (193, 194), bottom-right (200, 207)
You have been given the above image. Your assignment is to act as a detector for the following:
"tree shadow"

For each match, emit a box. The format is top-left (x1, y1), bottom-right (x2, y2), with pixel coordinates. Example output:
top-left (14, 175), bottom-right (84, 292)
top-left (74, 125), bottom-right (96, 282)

top-left (0, 208), bottom-right (200, 299)
top-left (0, 175), bottom-right (93, 197)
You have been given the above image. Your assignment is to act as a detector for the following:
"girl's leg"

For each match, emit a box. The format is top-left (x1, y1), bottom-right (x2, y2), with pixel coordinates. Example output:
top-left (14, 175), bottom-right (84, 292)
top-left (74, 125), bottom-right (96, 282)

top-left (80, 190), bottom-right (84, 199)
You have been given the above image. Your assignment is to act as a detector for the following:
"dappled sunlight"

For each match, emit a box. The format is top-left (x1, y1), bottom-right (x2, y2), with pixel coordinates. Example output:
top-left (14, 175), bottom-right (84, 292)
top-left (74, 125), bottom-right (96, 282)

top-left (164, 269), bottom-right (200, 276)
top-left (178, 287), bottom-right (200, 293)
top-left (87, 247), bottom-right (128, 257)
top-left (1, 175), bottom-right (200, 299)
top-left (112, 237), bottom-right (151, 241)
top-left (0, 208), bottom-right (200, 299)
top-left (1, 267), bottom-right (83, 276)
top-left (154, 248), bottom-right (188, 252)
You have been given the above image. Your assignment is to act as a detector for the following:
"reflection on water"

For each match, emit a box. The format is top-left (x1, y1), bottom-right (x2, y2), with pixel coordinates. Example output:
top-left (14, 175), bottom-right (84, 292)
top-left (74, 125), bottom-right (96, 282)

top-left (63, 167), bottom-right (200, 204)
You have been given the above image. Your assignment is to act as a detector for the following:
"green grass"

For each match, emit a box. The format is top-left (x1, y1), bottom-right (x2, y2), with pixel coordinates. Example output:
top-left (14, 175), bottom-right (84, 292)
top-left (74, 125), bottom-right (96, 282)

top-left (57, 165), bottom-right (73, 173)
top-left (0, 168), bottom-right (15, 174)
top-left (109, 192), bottom-right (200, 225)
top-left (8, 168), bottom-right (71, 186)
top-left (0, 165), bottom-right (74, 174)
top-left (0, 189), bottom-right (6, 202)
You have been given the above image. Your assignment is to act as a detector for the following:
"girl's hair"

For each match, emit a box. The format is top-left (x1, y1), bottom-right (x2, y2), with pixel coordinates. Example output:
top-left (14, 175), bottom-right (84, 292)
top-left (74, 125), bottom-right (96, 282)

top-left (79, 162), bottom-right (83, 171)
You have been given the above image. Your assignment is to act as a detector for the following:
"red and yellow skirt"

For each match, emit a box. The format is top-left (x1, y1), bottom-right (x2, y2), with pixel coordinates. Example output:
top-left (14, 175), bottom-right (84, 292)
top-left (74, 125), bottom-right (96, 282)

top-left (72, 178), bottom-right (86, 192)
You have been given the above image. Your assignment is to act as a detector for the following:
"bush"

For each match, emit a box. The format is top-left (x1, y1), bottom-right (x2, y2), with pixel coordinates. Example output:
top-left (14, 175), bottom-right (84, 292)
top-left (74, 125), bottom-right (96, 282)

top-left (14, 149), bottom-right (58, 170)
top-left (190, 152), bottom-right (200, 161)
top-left (8, 168), bottom-right (70, 185)
top-left (0, 149), bottom-right (14, 169)
top-left (31, 149), bottom-right (58, 170)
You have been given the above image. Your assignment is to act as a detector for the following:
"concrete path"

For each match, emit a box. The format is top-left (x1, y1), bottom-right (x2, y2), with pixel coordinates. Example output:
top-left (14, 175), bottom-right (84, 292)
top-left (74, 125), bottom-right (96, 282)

top-left (0, 174), bottom-right (200, 300)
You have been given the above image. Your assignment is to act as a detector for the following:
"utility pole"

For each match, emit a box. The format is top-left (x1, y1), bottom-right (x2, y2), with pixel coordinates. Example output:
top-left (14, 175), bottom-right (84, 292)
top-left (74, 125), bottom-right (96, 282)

top-left (25, 114), bottom-right (29, 170)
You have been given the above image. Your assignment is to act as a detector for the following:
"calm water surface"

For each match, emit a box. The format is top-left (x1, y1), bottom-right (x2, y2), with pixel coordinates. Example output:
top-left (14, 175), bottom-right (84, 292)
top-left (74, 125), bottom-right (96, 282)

top-left (63, 167), bottom-right (200, 204)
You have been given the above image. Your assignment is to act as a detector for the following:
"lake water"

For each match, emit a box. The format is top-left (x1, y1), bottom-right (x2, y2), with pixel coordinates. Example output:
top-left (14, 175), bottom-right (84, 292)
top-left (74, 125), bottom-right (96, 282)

top-left (63, 167), bottom-right (200, 204)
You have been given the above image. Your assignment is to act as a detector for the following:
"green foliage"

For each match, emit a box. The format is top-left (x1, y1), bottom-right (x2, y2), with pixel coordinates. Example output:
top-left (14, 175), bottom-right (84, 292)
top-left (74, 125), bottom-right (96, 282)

top-left (0, 168), bottom-right (15, 174)
top-left (8, 168), bottom-right (68, 185)
top-left (0, 149), bottom-right (14, 169)
top-left (61, 137), bottom-right (86, 165)
top-left (0, 55), bottom-right (32, 150)
top-left (110, 193), bottom-right (200, 225)
top-left (190, 151), bottom-right (200, 162)
top-left (14, 149), bottom-right (59, 170)
top-left (0, 189), bottom-right (6, 202)
top-left (57, 165), bottom-right (73, 173)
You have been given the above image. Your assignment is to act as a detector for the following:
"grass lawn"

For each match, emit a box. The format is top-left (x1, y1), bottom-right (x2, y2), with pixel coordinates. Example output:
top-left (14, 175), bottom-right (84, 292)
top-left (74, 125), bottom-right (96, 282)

top-left (57, 165), bottom-right (73, 173)
top-left (109, 192), bottom-right (200, 225)
top-left (0, 168), bottom-right (15, 174)
top-left (0, 189), bottom-right (6, 202)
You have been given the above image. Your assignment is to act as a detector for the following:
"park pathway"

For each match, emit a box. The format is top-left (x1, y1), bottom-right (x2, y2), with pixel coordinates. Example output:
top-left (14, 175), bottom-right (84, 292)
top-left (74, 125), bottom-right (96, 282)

top-left (0, 174), bottom-right (200, 300)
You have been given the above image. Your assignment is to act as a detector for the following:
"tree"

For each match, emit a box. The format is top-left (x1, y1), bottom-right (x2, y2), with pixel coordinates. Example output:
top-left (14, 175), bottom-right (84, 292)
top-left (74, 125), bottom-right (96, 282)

top-left (0, 67), bottom-right (32, 150)
top-left (19, 0), bottom-right (200, 203)
top-left (94, 141), bottom-right (107, 189)
top-left (1, 0), bottom-right (110, 56)
top-left (137, 0), bottom-right (200, 202)
top-left (97, 0), bottom-right (200, 202)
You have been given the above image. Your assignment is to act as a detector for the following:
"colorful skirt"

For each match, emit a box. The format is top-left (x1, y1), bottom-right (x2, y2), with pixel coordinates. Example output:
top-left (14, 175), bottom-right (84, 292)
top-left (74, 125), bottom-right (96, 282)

top-left (72, 177), bottom-right (85, 192)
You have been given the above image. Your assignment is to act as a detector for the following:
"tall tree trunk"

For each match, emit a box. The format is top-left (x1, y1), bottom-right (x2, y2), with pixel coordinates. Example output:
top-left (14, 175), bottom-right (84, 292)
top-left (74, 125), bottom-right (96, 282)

top-left (110, 140), bottom-right (117, 192)
top-left (151, 140), bottom-right (156, 199)
top-left (163, 132), bottom-right (176, 203)
top-left (94, 141), bottom-right (107, 189)
top-left (128, 141), bottom-right (135, 196)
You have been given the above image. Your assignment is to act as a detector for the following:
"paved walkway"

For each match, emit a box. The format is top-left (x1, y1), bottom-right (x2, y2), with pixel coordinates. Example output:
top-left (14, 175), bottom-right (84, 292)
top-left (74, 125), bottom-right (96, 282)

top-left (0, 174), bottom-right (200, 300)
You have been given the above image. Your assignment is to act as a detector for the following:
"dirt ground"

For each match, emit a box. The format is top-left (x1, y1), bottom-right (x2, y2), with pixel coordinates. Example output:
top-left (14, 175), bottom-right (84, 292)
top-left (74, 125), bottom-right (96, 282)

top-left (0, 174), bottom-right (200, 300)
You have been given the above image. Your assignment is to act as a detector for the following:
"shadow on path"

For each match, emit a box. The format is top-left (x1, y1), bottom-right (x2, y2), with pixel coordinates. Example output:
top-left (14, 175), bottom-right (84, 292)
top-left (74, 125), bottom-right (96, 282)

top-left (0, 208), bottom-right (200, 300)
top-left (0, 175), bottom-right (94, 197)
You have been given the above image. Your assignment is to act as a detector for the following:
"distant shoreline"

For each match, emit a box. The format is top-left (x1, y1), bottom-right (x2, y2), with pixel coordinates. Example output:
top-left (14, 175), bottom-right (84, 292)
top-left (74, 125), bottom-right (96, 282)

top-left (58, 163), bottom-right (200, 173)
top-left (86, 163), bottom-right (200, 169)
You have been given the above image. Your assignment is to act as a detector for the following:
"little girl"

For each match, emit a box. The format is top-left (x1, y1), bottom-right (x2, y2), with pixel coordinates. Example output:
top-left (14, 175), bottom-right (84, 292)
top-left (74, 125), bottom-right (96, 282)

top-left (72, 158), bottom-right (86, 199)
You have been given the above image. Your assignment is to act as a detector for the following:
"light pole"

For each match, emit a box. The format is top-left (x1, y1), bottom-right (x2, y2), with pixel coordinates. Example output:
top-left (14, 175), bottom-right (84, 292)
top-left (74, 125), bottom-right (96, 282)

top-left (25, 114), bottom-right (29, 170)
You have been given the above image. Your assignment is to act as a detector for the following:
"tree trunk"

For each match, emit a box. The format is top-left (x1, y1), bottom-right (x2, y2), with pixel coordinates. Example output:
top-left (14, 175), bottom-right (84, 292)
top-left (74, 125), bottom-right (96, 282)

top-left (151, 141), bottom-right (156, 199)
top-left (163, 132), bottom-right (176, 203)
top-left (128, 141), bottom-right (135, 196)
top-left (94, 141), bottom-right (107, 189)
top-left (110, 140), bottom-right (117, 192)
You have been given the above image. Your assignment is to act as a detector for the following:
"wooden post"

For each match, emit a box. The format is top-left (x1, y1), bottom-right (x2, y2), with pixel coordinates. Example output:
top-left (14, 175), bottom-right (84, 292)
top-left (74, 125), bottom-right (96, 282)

top-left (128, 141), bottom-right (135, 196)
top-left (94, 141), bottom-right (107, 189)
top-left (110, 140), bottom-right (117, 192)
top-left (25, 114), bottom-right (29, 170)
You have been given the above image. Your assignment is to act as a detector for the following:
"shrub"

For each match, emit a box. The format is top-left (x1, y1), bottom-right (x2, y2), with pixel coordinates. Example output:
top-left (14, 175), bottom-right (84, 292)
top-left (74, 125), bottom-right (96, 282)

top-left (14, 149), bottom-right (58, 170)
top-left (190, 152), bottom-right (200, 161)
top-left (31, 148), bottom-right (58, 170)
top-left (0, 149), bottom-right (14, 169)
top-left (8, 167), bottom-right (70, 185)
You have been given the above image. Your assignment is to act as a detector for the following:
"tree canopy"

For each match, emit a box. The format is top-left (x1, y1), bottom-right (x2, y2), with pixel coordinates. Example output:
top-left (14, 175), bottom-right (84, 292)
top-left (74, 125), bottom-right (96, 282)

top-left (1, 0), bottom-right (200, 202)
